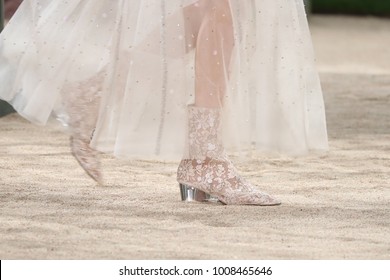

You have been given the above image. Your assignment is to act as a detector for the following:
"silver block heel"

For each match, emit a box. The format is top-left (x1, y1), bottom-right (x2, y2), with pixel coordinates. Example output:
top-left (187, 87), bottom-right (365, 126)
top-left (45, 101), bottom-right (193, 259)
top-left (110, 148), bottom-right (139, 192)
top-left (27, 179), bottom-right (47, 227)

top-left (179, 184), bottom-right (219, 203)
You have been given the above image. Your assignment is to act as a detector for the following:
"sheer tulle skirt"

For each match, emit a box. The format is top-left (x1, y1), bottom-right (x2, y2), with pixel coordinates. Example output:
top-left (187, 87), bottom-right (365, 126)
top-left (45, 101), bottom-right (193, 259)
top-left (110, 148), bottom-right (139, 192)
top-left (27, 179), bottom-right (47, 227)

top-left (0, 0), bottom-right (328, 159)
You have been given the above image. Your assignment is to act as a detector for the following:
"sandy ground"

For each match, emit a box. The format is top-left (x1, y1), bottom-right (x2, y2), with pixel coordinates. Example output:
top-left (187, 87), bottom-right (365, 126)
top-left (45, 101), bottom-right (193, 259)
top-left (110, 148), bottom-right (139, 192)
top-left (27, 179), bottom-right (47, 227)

top-left (0, 16), bottom-right (389, 260)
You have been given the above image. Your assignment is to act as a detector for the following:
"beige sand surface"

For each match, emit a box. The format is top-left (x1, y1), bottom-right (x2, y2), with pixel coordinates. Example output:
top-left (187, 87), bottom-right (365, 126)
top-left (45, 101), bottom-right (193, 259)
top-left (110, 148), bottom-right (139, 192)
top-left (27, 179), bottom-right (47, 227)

top-left (0, 16), bottom-right (389, 259)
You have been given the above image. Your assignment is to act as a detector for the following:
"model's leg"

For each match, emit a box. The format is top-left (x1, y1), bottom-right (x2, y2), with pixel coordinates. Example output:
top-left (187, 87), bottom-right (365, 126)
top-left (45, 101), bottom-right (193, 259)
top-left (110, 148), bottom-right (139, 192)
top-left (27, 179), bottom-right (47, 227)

top-left (178, 0), bottom-right (280, 205)
top-left (194, 0), bottom-right (234, 108)
top-left (62, 73), bottom-right (103, 184)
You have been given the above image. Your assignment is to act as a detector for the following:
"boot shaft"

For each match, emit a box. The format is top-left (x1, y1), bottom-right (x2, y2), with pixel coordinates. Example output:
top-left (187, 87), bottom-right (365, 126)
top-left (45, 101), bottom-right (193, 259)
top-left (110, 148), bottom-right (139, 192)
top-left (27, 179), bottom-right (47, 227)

top-left (187, 105), bottom-right (225, 160)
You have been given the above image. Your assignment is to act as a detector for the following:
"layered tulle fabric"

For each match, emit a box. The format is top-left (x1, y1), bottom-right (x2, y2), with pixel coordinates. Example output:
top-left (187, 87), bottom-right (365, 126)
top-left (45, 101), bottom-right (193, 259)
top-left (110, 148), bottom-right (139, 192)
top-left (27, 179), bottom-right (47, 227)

top-left (0, 0), bottom-right (328, 159)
